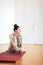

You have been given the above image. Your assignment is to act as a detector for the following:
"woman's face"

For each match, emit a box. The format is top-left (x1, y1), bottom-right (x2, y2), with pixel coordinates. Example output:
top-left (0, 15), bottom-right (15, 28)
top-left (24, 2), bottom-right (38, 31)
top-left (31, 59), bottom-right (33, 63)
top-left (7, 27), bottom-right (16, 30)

top-left (15, 28), bottom-right (21, 34)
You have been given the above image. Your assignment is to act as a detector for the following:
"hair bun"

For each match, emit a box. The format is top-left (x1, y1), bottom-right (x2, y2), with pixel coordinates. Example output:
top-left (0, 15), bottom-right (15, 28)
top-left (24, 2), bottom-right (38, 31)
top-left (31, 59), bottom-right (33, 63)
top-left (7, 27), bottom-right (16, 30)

top-left (14, 24), bottom-right (17, 27)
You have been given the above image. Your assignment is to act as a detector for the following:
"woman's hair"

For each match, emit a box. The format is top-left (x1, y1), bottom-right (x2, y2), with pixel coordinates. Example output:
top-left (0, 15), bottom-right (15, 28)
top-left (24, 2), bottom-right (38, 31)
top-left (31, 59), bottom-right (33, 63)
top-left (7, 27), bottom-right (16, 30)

top-left (13, 24), bottom-right (19, 31)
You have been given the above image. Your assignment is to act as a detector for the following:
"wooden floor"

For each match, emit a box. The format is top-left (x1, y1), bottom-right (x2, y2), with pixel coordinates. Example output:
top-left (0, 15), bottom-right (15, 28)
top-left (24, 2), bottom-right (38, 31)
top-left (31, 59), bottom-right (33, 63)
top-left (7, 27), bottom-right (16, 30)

top-left (0, 44), bottom-right (43, 65)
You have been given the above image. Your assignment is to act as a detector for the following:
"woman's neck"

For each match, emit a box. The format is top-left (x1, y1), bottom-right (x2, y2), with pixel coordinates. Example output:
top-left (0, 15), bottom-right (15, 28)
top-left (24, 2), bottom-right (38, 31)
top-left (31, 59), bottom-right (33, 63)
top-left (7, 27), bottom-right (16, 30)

top-left (13, 32), bottom-right (20, 37)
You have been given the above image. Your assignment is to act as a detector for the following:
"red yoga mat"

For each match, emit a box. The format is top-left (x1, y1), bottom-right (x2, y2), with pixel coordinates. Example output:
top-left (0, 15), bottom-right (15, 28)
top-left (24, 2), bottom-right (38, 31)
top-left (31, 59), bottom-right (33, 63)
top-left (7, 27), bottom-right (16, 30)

top-left (0, 50), bottom-right (26, 62)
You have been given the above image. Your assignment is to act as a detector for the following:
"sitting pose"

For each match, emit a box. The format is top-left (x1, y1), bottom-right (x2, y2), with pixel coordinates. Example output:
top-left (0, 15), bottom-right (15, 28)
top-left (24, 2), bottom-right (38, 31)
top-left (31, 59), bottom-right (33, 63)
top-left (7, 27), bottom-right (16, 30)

top-left (9, 24), bottom-right (22, 54)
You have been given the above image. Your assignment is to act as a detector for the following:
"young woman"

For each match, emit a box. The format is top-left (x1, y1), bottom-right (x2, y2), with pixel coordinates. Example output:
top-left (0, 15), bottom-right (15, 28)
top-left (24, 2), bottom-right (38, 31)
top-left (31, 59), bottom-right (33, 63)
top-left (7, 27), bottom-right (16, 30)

top-left (9, 24), bottom-right (22, 53)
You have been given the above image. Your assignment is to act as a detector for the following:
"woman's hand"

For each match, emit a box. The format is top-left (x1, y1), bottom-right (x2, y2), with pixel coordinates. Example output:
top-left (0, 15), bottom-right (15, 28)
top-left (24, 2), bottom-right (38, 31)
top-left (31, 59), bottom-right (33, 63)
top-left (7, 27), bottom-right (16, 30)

top-left (15, 47), bottom-right (21, 51)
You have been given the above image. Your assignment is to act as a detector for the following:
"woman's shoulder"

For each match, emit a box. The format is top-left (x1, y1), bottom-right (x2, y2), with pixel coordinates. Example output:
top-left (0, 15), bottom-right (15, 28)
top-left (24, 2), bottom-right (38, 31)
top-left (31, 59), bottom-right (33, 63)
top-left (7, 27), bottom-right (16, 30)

top-left (9, 33), bottom-right (15, 38)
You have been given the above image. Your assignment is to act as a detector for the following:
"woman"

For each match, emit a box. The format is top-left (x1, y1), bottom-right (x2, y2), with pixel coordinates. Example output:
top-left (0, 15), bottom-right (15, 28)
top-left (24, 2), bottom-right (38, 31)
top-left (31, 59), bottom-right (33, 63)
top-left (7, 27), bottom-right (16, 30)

top-left (9, 24), bottom-right (22, 53)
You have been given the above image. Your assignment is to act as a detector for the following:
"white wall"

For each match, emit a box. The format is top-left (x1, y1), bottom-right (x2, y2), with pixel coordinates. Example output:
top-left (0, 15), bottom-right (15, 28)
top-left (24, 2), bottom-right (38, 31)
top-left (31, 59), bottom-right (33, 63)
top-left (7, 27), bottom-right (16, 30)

top-left (15, 0), bottom-right (43, 44)
top-left (0, 0), bottom-right (43, 44)
top-left (34, 0), bottom-right (43, 44)
top-left (0, 0), bottom-right (15, 43)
